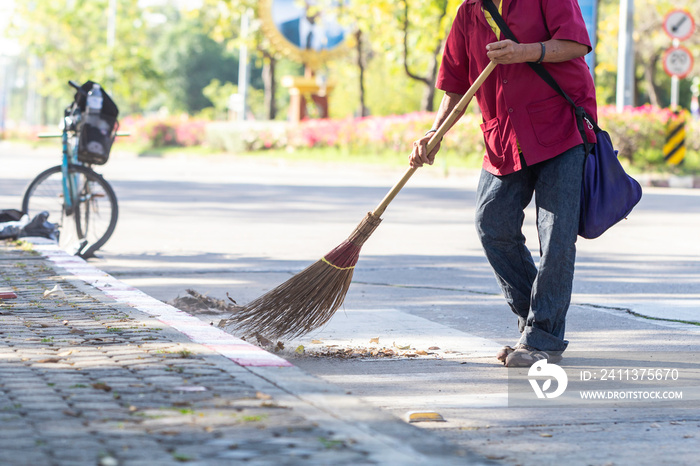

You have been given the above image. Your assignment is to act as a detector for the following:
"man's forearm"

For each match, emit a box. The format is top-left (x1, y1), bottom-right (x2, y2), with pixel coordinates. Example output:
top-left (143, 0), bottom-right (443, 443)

top-left (535, 39), bottom-right (589, 63)
top-left (431, 91), bottom-right (466, 135)
top-left (487, 39), bottom-right (589, 64)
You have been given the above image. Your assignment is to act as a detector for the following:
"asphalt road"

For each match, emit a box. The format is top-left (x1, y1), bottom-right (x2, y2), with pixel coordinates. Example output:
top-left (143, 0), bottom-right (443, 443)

top-left (3, 141), bottom-right (700, 465)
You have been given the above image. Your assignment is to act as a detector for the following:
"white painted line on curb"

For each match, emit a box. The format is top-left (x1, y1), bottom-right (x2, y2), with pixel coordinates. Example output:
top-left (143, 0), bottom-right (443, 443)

top-left (29, 239), bottom-right (292, 368)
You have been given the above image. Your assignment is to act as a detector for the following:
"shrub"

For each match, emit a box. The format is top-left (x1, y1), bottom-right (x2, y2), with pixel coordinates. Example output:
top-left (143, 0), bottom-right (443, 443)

top-left (687, 117), bottom-right (700, 153)
top-left (287, 111), bottom-right (485, 160)
top-left (175, 119), bottom-right (208, 147)
top-left (597, 105), bottom-right (680, 170)
top-left (1, 124), bottom-right (55, 141)
top-left (120, 115), bottom-right (209, 148)
top-left (205, 121), bottom-right (288, 153)
top-left (145, 120), bottom-right (178, 147)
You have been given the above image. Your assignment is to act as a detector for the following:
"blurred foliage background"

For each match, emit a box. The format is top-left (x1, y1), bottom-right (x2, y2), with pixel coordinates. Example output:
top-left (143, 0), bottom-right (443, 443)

top-left (1, 0), bottom-right (699, 172)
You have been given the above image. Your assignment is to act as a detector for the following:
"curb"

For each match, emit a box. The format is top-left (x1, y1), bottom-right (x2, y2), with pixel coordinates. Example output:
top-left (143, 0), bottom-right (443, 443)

top-left (28, 238), bottom-right (292, 368)
top-left (637, 174), bottom-right (700, 189)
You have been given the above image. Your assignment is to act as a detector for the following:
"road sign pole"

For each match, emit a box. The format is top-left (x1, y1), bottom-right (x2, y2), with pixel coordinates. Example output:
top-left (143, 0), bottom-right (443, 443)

top-left (670, 38), bottom-right (679, 109)
top-left (671, 76), bottom-right (679, 109)
top-left (238, 10), bottom-right (250, 122)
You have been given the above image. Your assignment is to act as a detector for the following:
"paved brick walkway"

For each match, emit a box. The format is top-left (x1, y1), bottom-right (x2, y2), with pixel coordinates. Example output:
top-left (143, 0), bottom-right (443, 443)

top-left (0, 239), bottom-right (478, 465)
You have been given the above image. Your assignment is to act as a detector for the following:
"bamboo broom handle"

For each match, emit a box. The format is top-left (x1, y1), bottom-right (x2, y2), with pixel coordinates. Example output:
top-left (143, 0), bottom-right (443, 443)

top-left (371, 60), bottom-right (497, 218)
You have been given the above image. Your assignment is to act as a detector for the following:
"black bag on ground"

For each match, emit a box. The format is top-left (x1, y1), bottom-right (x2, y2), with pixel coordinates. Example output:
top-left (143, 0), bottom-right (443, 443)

top-left (0, 209), bottom-right (24, 223)
top-left (74, 81), bottom-right (119, 165)
top-left (20, 211), bottom-right (59, 241)
top-left (0, 211), bottom-right (58, 241)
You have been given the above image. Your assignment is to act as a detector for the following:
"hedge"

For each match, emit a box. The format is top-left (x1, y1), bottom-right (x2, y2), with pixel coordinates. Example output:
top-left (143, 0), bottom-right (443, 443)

top-left (7, 105), bottom-right (696, 172)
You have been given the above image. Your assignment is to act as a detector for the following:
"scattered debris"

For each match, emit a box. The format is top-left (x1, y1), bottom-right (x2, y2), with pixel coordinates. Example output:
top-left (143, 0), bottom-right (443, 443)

top-left (296, 344), bottom-right (442, 360)
top-left (99, 455), bottom-right (119, 466)
top-left (43, 284), bottom-right (66, 299)
top-left (255, 333), bottom-right (273, 347)
top-left (37, 358), bottom-right (61, 364)
top-left (91, 382), bottom-right (112, 392)
top-left (169, 289), bottom-right (242, 316)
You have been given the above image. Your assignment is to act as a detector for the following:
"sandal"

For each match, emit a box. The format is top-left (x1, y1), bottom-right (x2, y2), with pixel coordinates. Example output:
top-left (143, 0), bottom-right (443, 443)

top-left (496, 345), bottom-right (515, 364)
top-left (504, 344), bottom-right (562, 368)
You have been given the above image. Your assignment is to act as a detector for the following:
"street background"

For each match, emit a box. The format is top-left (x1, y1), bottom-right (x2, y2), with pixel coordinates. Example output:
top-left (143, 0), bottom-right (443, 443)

top-left (2, 140), bottom-right (700, 464)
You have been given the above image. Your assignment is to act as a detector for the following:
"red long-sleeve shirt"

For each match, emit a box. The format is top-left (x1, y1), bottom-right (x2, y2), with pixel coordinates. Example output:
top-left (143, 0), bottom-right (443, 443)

top-left (437, 0), bottom-right (598, 175)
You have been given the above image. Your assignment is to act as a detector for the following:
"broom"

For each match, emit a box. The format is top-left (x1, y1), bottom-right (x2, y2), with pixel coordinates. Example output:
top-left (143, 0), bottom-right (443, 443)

top-left (220, 61), bottom-right (497, 340)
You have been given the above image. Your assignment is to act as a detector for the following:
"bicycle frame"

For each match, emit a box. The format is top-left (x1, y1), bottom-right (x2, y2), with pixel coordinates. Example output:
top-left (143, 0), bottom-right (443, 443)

top-left (39, 105), bottom-right (83, 216)
top-left (60, 106), bottom-right (82, 214)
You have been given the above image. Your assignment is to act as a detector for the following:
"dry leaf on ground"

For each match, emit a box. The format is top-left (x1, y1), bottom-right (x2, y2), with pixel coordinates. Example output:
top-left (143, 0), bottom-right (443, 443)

top-left (37, 358), bottom-right (61, 363)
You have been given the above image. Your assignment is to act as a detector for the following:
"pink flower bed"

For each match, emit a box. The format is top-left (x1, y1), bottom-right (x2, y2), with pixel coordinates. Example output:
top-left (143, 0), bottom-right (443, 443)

top-left (121, 115), bottom-right (208, 148)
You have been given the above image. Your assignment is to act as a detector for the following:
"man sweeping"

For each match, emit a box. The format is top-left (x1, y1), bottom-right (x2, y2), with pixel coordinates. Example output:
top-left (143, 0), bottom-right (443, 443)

top-left (409, 0), bottom-right (598, 367)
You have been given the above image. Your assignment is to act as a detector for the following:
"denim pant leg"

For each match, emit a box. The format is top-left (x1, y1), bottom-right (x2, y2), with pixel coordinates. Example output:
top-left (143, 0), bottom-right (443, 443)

top-left (475, 165), bottom-right (538, 323)
top-left (521, 144), bottom-right (585, 352)
top-left (475, 145), bottom-right (585, 353)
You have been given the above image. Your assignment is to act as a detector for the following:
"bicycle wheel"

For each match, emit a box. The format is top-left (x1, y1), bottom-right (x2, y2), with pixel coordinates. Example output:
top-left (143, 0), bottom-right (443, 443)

top-left (22, 164), bottom-right (118, 258)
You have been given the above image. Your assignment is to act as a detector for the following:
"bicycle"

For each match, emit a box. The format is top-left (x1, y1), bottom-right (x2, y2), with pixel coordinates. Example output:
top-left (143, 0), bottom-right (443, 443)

top-left (22, 80), bottom-right (122, 259)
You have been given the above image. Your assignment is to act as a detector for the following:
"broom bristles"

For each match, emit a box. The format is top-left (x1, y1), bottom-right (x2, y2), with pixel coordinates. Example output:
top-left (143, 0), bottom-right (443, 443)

top-left (221, 212), bottom-right (382, 340)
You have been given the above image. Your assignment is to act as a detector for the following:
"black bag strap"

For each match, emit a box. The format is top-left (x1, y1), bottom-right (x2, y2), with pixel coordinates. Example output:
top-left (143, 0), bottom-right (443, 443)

top-left (482, 0), bottom-right (599, 152)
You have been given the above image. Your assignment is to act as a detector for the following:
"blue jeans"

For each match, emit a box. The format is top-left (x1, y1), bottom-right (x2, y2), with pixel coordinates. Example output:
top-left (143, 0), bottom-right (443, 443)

top-left (475, 145), bottom-right (585, 353)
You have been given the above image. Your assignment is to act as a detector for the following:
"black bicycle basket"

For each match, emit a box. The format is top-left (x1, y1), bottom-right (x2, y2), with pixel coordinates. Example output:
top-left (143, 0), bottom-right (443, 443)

top-left (74, 80), bottom-right (119, 165)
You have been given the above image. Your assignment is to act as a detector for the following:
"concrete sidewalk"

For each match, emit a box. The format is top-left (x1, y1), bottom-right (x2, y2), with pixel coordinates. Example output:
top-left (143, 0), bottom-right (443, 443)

top-left (0, 238), bottom-right (484, 466)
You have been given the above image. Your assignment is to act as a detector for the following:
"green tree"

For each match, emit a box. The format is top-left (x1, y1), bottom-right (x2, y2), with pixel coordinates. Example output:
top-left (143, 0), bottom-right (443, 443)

top-left (9, 0), bottom-right (160, 116)
top-left (344, 0), bottom-right (461, 112)
top-left (197, 0), bottom-right (283, 120)
top-left (153, 13), bottom-right (239, 114)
